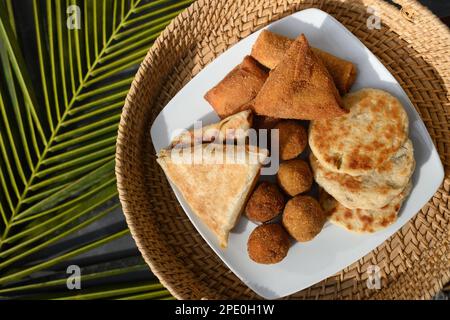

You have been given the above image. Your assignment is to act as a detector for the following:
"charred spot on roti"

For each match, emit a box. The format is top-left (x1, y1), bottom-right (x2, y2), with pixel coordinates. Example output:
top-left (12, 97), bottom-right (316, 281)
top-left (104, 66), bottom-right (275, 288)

top-left (373, 141), bottom-right (383, 149)
top-left (344, 210), bottom-right (353, 219)
top-left (377, 186), bottom-right (390, 195)
top-left (358, 214), bottom-right (374, 225)
top-left (348, 152), bottom-right (373, 171)
top-left (341, 177), bottom-right (361, 191)
top-left (379, 160), bottom-right (393, 172)
top-left (324, 154), bottom-right (342, 170)
top-left (371, 100), bottom-right (383, 114)
top-left (391, 104), bottom-right (401, 120)
top-left (380, 216), bottom-right (395, 227)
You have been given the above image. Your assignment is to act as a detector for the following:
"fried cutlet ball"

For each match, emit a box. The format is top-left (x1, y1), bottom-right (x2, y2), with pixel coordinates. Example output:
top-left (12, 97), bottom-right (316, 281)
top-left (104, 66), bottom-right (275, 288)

top-left (246, 182), bottom-right (285, 223)
top-left (273, 120), bottom-right (307, 161)
top-left (277, 159), bottom-right (313, 196)
top-left (282, 196), bottom-right (326, 242)
top-left (247, 224), bottom-right (290, 264)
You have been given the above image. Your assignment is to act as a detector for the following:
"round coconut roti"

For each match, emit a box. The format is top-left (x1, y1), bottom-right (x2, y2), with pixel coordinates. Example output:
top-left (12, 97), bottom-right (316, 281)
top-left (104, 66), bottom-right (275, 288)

top-left (320, 182), bottom-right (412, 233)
top-left (309, 139), bottom-right (415, 210)
top-left (309, 88), bottom-right (409, 176)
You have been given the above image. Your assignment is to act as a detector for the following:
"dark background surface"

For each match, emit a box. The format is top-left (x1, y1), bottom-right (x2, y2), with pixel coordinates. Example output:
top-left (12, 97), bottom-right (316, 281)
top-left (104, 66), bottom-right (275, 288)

top-left (418, 0), bottom-right (450, 17)
top-left (10, 0), bottom-right (449, 299)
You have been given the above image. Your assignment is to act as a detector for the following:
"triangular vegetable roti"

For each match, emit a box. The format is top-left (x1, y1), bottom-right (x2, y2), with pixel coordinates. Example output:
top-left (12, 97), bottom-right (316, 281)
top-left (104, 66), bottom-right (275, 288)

top-left (157, 144), bottom-right (268, 247)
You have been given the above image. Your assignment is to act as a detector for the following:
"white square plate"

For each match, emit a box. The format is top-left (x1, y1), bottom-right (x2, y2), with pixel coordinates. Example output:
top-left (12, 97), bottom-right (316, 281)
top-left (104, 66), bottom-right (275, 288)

top-left (150, 8), bottom-right (444, 299)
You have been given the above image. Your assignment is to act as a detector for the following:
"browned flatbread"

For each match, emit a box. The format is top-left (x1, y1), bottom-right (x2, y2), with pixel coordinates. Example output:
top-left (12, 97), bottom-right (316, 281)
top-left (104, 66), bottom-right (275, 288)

top-left (251, 30), bottom-right (357, 94)
top-left (252, 34), bottom-right (347, 120)
top-left (319, 182), bottom-right (412, 233)
top-left (204, 56), bottom-right (268, 119)
top-left (309, 89), bottom-right (410, 176)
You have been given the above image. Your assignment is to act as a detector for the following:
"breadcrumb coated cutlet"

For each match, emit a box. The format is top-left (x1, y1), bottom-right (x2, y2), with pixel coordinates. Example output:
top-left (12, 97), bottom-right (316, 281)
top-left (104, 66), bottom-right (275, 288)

top-left (282, 195), bottom-right (327, 242)
top-left (246, 182), bottom-right (285, 223)
top-left (247, 224), bottom-right (290, 264)
top-left (274, 120), bottom-right (308, 160)
top-left (277, 159), bottom-right (313, 196)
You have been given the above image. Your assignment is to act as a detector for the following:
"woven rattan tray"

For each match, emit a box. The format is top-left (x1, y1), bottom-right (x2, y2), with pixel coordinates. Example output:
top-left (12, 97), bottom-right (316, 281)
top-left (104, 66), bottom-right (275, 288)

top-left (116, 0), bottom-right (450, 299)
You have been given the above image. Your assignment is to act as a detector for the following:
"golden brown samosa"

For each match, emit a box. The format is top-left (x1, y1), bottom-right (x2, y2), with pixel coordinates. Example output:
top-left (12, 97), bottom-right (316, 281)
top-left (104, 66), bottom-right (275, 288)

top-left (251, 30), bottom-right (357, 94)
top-left (252, 34), bottom-right (347, 120)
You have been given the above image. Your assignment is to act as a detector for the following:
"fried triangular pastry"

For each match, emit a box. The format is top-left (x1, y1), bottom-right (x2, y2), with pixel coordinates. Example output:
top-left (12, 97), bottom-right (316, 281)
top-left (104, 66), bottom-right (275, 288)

top-left (253, 34), bottom-right (347, 120)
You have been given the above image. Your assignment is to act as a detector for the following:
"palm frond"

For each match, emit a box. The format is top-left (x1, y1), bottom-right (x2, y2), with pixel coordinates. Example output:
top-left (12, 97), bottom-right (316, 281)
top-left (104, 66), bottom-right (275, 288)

top-left (0, 0), bottom-right (193, 298)
top-left (0, 262), bottom-right (149, 295)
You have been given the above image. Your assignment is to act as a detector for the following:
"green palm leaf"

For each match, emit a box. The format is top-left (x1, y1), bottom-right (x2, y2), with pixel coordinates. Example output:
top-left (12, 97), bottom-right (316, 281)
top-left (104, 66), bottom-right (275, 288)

top-left (0, 0), bottom-right (193, 298)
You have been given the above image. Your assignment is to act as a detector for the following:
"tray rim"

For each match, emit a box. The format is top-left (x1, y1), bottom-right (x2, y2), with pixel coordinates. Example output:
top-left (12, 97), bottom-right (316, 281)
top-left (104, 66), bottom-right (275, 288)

top-left (149, 8), bottom-right (445, 299)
